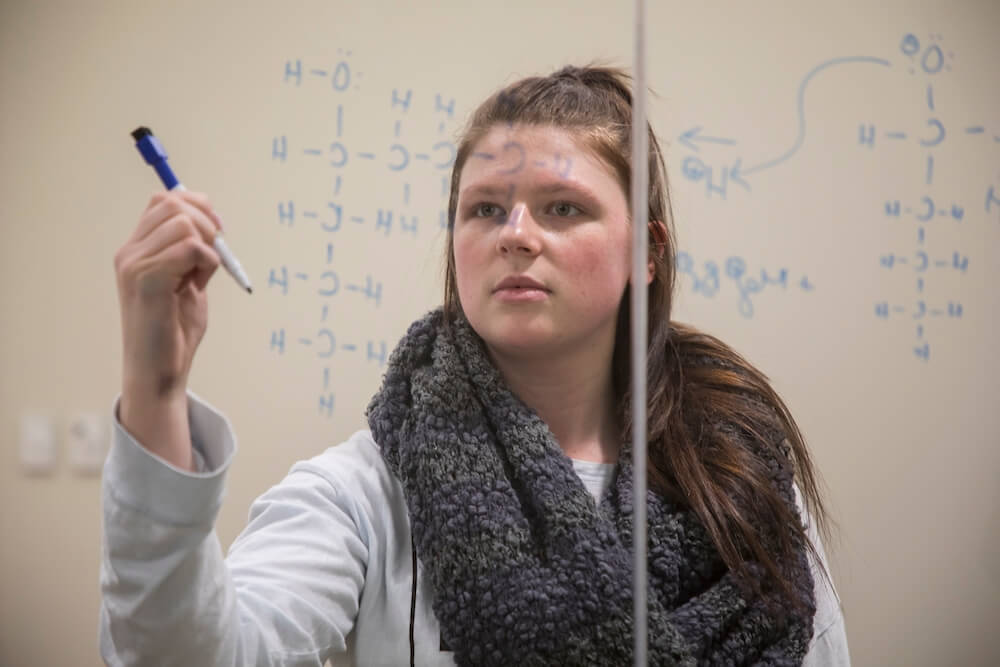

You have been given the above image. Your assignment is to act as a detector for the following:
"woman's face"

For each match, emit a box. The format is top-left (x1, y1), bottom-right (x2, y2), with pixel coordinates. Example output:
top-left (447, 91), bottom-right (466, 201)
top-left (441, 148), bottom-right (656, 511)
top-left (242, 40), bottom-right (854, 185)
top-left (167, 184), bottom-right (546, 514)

top-left (453, 124), bottom-right (636, 360)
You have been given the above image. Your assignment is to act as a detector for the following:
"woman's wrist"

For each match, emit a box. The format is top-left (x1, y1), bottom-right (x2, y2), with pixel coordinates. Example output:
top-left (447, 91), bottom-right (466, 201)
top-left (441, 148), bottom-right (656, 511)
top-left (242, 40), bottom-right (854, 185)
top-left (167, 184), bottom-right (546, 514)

top-left (119, 386), bottom-right (194, 472)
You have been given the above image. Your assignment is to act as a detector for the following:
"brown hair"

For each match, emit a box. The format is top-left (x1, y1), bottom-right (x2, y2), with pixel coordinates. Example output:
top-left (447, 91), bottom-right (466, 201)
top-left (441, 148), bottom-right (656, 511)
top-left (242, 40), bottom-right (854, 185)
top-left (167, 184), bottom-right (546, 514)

top-left (442, 65), bottom-right (834, 610)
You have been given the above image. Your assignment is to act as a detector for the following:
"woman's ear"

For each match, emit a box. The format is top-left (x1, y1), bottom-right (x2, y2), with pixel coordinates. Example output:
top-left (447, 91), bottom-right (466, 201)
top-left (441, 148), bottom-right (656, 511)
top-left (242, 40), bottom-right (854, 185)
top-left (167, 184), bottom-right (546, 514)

top-left (647, 220), bottom-right (668, 283)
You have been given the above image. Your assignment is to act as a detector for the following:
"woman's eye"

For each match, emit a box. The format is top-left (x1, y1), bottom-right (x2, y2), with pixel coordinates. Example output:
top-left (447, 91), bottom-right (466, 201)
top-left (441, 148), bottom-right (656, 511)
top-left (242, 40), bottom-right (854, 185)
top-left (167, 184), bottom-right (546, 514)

top-left (473, 203), bottom-right (503, 218)
top-left (550, 201), bottom-right (582, 217)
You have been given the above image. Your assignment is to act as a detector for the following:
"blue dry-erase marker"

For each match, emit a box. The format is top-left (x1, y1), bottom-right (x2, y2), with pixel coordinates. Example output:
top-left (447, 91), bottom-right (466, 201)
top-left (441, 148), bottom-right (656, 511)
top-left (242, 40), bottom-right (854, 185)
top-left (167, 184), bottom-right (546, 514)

top-left (131, 126), bottom-right (253, 294)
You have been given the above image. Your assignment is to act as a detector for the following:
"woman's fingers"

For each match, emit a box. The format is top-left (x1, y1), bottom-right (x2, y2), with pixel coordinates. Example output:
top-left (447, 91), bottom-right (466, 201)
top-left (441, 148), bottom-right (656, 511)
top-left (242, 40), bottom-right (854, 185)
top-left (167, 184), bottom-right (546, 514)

top-left (117, 190), bottom-right (225, 298)
top-left (150, 235), bottom-right (220, 292)
top-left (118, 227), bottom-right (220, 299)
top-left (178, 190), bottom-right (224, 232)
top-left (133, 214), bottom-right (206, 263)
top-left (129, 191), bottom-right (221, 247)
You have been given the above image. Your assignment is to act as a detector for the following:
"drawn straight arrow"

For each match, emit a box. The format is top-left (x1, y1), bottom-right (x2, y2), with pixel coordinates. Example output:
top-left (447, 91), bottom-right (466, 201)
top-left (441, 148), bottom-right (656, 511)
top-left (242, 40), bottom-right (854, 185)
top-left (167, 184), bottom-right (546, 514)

top-left (678, 126), bottom-right (737, 151)
top-left (740, 56), bottom-right (892, 177)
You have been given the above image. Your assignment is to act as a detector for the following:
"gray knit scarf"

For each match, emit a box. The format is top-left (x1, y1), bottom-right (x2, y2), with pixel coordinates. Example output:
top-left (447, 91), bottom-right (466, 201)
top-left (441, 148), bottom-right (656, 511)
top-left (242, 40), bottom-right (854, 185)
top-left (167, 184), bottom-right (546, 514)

top-left (367, 308), bottom-right (815, 666)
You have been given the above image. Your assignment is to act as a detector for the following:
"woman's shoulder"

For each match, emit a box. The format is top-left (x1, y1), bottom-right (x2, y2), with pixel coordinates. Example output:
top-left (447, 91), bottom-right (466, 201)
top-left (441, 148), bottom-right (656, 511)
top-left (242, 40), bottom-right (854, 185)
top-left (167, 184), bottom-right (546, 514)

top-left (793, 482), bottom-right (849, 661)
top-left (290, 429), bottom-right (387, 485)
top-left (283, 430), bottom-right (404, 513)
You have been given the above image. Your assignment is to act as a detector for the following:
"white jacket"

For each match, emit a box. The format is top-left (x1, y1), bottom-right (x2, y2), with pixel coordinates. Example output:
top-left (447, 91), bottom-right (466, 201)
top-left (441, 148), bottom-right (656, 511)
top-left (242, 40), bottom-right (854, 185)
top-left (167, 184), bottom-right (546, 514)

top-left (99, 392), bottom-right (850, 666)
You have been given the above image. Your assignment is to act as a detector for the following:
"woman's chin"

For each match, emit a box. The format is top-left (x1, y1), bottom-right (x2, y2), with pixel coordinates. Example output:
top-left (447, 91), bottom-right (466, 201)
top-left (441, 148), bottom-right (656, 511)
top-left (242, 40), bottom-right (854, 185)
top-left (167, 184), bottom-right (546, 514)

top-left (479, 324), bottom-right (561, 357)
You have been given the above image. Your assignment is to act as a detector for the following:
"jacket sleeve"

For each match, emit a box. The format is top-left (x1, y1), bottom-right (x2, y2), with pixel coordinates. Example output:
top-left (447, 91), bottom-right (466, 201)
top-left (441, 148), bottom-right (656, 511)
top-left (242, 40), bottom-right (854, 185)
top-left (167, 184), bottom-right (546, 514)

top-left (98, 392), bottom-right (369, 667)
top-left (795, 484), bottom-right (852, 667)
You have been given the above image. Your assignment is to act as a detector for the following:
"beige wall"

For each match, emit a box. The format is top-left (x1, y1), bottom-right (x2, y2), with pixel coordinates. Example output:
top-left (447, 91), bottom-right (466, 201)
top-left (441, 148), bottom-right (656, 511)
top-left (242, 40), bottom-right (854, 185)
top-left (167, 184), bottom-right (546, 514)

top-left (2, 1), bottom-right (998, 665)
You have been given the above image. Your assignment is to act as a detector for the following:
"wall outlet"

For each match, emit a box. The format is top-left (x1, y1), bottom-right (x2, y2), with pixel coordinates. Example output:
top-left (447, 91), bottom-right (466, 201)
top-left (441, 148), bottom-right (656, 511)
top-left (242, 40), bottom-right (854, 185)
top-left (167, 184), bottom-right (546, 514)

top-left (66, 412), bottom-right (107, 475)
top-left (20, 414), bottom-right (57, 475)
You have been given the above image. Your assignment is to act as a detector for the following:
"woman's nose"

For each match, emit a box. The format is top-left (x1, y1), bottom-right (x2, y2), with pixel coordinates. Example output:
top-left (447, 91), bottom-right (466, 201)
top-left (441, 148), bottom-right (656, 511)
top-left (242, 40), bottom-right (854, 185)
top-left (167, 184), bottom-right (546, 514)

top-left (496, 203), bottom-right (542, 256)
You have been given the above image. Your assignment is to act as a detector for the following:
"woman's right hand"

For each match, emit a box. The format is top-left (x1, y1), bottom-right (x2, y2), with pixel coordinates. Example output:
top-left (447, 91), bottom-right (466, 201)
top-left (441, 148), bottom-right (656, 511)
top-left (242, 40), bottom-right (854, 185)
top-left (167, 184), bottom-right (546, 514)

top-left (113, 191), bottom-right (222, 470)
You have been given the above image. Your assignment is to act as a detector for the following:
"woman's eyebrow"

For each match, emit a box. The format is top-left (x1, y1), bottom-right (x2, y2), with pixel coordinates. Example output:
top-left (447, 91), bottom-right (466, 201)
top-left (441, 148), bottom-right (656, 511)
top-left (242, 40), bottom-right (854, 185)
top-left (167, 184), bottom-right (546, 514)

top-left (459, 183), bottom-right (510, 200)
top-left (530, 181), bottom-right (600, 201)
top-left (460, 180), bottom-right (602, 204)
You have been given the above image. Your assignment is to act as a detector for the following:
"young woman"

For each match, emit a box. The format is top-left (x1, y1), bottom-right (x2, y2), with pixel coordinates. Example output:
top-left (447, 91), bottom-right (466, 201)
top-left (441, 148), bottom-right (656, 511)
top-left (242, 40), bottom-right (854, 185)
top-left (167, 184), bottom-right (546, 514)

top-left (102, 66), bottom-right (849, 665)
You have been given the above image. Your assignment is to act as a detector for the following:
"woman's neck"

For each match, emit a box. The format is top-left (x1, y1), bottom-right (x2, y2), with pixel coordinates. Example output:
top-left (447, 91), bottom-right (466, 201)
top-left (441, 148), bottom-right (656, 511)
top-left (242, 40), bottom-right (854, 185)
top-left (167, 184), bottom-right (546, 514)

top-left (488, 341), bottom-right (621, 464)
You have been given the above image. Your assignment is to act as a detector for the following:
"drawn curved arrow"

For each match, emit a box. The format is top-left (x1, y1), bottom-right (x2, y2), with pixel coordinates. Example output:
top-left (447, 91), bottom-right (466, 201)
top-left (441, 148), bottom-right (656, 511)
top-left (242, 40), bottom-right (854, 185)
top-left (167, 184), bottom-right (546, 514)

top-left (741, 56), bottom-right (892, 177)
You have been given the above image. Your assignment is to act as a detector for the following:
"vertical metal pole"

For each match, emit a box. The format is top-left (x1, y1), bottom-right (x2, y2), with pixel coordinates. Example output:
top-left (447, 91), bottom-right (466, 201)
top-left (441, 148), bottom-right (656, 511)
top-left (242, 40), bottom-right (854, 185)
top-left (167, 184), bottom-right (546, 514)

top-left (631, 0), bottom-right (649, 664)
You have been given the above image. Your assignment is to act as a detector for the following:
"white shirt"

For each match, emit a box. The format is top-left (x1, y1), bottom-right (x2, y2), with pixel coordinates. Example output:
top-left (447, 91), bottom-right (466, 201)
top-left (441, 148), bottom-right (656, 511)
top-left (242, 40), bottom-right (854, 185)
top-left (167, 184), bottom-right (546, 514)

top-left (99, 392), bottom-right (850, 666)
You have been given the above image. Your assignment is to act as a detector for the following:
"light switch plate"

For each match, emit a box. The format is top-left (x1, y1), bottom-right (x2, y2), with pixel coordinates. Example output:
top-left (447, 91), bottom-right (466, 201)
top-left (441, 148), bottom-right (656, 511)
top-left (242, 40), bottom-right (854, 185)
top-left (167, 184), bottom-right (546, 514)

top-left (66, 412), bottom-right (107, 475)
top-left (20, 414), bottom-right (57, 474)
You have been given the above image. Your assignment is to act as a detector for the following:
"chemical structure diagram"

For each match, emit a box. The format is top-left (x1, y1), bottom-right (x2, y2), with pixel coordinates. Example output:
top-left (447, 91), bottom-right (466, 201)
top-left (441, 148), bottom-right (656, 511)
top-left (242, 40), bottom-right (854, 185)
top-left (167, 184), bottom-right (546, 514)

top-left (266, 50), bottom-right (459, 416)
top-left (866, 33), bottom-right (993, 361)
top-left (265, 36), bottom-right (994, 417)
top-left (672, 32), bottom-right (996, 362)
